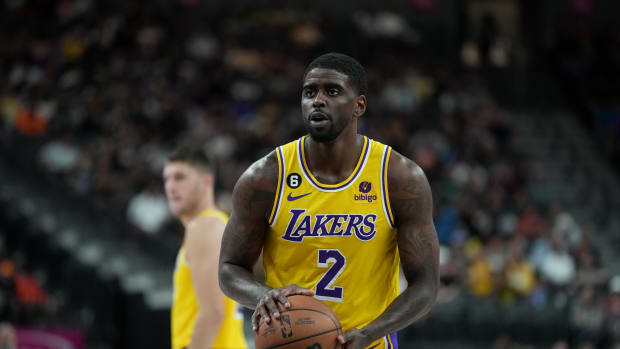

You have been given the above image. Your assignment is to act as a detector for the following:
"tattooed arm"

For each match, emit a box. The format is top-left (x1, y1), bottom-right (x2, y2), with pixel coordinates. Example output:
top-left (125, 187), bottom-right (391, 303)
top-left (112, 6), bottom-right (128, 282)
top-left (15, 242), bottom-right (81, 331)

top-left (218, 151), bottom-right (313, 331)
top-left (340, 150), bottom-right (440, 348)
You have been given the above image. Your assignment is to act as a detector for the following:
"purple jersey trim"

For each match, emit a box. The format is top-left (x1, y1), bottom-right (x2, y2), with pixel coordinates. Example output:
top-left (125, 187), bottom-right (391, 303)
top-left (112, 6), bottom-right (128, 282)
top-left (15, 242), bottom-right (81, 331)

top-left (389, 332), bottom-right (398, 349)
top-left (380, 146), bottom-right (395, 228)
top-left (268, 146), bottom-right (285, 226)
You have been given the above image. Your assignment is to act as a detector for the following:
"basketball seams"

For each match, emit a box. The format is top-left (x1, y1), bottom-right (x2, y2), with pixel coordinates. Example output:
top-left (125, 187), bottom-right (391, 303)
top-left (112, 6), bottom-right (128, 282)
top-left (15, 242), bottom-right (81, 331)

top-left (262, 327), bottom-right (341, 349)
top-left (277, 307), bottom-right (342, 332)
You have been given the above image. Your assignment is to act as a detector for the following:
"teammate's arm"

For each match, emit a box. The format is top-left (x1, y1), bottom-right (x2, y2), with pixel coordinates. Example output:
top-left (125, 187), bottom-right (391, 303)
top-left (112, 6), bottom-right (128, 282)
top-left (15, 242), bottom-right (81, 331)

top-left (340, 150), bottom-right (440, 347)
top-left (185, 216), bottom-right (227, 349)
top-left (218, 152), bottom-right (313, 331)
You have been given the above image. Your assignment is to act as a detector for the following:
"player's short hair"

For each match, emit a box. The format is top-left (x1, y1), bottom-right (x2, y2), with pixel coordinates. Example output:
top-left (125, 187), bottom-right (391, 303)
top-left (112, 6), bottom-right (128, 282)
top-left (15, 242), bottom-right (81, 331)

top-left (166, 145), bottom-right (213, 174)
top-left (304, 53), bottom-right (368, 96)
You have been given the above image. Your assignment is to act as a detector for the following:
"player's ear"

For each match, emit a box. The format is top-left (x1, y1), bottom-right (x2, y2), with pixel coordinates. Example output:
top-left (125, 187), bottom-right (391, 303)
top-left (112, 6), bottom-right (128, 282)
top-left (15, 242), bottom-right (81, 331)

top-left (354, 95), bottom-right (366, 118)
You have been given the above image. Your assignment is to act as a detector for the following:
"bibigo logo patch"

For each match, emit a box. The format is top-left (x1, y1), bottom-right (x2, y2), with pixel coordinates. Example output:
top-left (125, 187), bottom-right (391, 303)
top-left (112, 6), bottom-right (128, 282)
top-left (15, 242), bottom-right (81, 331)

top-left (354, 181), bottom-right (377, 203)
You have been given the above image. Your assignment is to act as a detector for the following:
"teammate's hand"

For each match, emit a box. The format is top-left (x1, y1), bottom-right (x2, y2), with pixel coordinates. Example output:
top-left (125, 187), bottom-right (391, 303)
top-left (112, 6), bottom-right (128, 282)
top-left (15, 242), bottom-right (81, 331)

top-left (338, 328), bottom-right (372, 349)
top-left (252, 284), bottom-right (314, 332)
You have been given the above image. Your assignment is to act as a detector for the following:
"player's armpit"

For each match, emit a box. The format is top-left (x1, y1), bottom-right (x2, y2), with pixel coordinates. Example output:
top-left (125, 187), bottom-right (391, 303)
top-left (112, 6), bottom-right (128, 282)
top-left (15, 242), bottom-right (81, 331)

top-left (218, 151), bottom-right (278, 309)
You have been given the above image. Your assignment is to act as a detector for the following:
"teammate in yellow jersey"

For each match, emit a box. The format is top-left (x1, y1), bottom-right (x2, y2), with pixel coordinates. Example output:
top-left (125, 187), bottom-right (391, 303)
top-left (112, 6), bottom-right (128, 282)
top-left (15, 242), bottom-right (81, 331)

top-left (219, 53), bottom-right (440, 349)
top-left (163, 146), bottom-right (247, 349)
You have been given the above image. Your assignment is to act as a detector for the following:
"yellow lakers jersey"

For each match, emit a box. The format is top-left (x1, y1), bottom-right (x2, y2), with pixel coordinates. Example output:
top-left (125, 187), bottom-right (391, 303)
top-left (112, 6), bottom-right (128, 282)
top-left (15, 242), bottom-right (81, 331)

top-left (264, 136), bottom-right (399, 349)
top-left (172, 209), bottom-right (248, 349)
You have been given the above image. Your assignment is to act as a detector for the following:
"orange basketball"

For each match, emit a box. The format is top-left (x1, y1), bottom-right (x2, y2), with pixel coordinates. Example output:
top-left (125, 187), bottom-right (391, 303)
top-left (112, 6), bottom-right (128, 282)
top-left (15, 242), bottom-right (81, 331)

top-left (254, 295), bottom-right (343, 349)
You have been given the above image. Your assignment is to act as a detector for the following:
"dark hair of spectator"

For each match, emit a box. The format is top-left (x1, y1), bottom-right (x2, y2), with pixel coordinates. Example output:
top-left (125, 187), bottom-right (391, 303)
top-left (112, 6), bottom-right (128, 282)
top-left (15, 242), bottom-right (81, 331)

top-left (167, 146), bottom-right (213, 174)
top-left (304, 53), bottom-right (368, 96)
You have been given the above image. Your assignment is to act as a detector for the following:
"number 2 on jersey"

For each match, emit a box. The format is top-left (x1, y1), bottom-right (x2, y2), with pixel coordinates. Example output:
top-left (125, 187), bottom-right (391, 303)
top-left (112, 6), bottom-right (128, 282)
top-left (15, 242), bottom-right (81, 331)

top-left (315, 249), bottom-right (345, 302)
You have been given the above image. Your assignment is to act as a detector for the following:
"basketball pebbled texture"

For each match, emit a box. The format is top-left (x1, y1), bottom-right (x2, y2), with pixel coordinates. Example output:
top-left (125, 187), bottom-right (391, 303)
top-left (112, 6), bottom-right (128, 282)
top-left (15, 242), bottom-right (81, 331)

top-left (254, 295), bottom-right (343, 349)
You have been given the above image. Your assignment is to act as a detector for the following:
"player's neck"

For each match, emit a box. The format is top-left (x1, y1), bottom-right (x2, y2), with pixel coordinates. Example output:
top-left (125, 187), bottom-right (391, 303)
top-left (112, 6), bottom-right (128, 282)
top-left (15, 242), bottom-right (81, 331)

top-left (305, 131), bottom-right (364, 184)
top-left (180, 197), bottom-right (216, 227)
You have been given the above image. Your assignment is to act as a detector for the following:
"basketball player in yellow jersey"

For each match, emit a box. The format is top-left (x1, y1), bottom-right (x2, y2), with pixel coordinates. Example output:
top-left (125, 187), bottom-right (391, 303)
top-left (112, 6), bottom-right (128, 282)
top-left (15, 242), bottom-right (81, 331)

top-left (219, 53), bottom-right (439, 349)
top-left (163, 146), bottom-right (247, 349)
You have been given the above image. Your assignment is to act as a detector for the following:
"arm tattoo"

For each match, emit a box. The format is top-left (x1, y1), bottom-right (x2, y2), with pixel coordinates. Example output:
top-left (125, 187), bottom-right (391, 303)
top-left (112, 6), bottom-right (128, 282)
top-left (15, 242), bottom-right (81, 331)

top-left (390, 167), bottom-right (437, 280)
top-left (219, 152), bottom-right (278, 306)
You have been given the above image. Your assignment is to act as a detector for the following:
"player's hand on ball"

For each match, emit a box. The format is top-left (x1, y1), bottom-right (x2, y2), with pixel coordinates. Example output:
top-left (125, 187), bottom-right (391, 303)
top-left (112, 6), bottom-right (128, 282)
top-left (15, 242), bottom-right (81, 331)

top-left (252, 284), bottom-right (314, 332)
top-left (338, 328), bottom-right (372, 349)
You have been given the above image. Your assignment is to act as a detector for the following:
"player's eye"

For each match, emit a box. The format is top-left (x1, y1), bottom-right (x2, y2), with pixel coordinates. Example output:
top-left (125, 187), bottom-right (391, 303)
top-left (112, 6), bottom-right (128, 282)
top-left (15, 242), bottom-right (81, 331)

top-left (303, 89), bottom-right (316, 98)
top-left (327, 88), bottom-right (340, 96)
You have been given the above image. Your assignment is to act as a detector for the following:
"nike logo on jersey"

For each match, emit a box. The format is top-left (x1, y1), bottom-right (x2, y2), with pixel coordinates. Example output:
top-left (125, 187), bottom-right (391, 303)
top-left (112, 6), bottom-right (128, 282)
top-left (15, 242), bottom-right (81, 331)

top-left (287, 192), bottom-right (311, 201)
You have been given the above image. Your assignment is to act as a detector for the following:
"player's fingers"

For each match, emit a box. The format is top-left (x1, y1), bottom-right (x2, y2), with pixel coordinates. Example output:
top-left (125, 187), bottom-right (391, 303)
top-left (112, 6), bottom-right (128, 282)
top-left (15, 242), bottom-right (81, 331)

top-left (274, 292), bottom-right (290, 309)
top-left (257, 303), bottom-right (272, 325)
top-left (292, 284), bottom-right (315, 296)
top-left (297, 287), bottom-right (315, 296)
top-left (341, 329), bottom-right (358, 344)
top-left (337, 335), bottom-right (346, 344)
top-left (342, 331), bottom-right (354, 341)
top-left (251, 311), bottom-right (260, 332)
top-left (264, 297), bottom-right (281, 320)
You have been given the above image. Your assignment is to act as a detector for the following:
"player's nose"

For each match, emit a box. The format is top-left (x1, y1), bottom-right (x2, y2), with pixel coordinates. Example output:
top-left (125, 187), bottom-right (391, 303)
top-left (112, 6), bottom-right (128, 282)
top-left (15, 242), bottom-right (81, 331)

top-left (312, 91), bottom-right (326, 108)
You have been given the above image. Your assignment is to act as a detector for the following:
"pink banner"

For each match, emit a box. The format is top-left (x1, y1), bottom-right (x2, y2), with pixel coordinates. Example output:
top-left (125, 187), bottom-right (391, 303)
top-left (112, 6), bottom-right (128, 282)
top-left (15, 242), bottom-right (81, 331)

top-left (16, 327), bottom-right (85, 349)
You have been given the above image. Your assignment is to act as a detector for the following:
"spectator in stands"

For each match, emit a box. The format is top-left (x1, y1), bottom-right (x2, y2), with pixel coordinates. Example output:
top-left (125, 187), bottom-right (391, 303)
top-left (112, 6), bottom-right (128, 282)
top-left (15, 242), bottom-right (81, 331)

top-left (606, 275), bottom-right (620, 347)
top-left (574, 238), bottom-right (608, 287)
top-left (0, 258), bottom-right (15, 321)
top-left (539, 239), bottom-right (576, 288)
top-left (516, 203), bottom-right (548, 239)
top-left (467, 255), bottom-right (495, 298)
top-left (504, 241), bottom-right (536, 302)
top-left (14, 106), bottom-right (48, 138)
top-left (550, 202), bottom-right (582, 250)
top-left (126, 179), bottom-right (171, 236)
top-left (38, 133), bottom-right (81, 176)
top-left (570, 286), bottom-right (605, 345)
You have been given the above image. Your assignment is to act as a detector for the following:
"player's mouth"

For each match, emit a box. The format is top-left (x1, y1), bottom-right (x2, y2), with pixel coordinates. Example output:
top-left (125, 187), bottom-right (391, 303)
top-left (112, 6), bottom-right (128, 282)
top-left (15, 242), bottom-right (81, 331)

top-left (309, 111), bottom-right (330, 127)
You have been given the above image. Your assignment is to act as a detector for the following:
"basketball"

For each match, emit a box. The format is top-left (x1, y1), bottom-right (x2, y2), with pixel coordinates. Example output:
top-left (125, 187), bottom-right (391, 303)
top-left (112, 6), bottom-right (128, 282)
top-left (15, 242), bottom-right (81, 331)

top-left (254, 295), bottom-right (343, 349)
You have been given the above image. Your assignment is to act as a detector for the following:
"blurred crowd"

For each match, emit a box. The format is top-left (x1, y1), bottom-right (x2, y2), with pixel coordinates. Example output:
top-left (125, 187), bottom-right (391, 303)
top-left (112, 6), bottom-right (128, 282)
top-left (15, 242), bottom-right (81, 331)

top-left (1, 0), bottom-right (620, 348)
top-left (0, 236), bottom-right (56, 328)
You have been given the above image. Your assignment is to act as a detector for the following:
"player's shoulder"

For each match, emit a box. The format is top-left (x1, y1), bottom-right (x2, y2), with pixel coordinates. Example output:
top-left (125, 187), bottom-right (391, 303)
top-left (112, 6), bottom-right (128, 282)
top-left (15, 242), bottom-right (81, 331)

top-left (192, 210), bottom-right (227, 226)
top-left (187, 213), bottom-right (226, 236)
top-left (233, 149), bottom-right (280, 195)
top-left (386, 148), bottom-right (428, 188)
top-left (243, 150), bottom-right (279, 181)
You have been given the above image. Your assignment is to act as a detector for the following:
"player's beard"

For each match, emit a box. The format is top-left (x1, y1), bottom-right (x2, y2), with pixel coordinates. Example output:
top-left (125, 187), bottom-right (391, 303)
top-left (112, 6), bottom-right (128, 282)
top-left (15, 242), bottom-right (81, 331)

top-left (171, 185), bottom-right (203, 218)
top-left (305, 116), bottom-right (349, 143)
top-left (170, 199), bottom-right (192, 218)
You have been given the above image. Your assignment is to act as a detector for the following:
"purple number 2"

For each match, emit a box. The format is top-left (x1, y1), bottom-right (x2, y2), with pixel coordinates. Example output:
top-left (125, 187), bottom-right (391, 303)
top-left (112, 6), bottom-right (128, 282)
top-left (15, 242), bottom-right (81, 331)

top-left (315, 249), bottom-right (345, 302)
